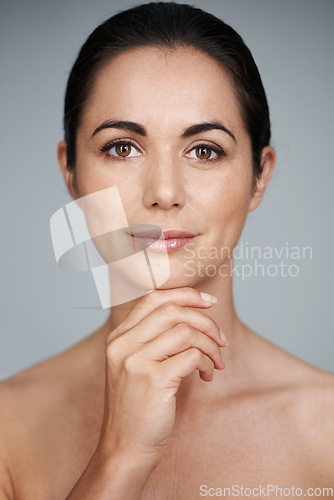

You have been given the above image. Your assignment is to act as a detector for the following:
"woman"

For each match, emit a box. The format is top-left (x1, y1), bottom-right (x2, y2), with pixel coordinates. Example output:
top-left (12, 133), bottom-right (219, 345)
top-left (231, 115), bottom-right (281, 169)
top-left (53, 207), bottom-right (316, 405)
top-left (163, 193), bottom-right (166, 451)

top-left (0, 2), bottom-right (333, 498)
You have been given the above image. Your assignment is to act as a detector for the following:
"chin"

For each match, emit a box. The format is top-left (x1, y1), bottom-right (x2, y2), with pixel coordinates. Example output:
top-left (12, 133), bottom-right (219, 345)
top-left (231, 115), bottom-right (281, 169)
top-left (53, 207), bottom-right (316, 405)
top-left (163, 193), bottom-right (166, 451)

top-left (153, 269), bottom-right (212, 290)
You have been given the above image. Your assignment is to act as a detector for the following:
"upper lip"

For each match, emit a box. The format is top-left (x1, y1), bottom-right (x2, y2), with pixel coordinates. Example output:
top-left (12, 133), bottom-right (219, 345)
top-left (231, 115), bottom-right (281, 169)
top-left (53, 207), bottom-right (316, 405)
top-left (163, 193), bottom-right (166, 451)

top-left (128, 228), bottom-right (197, 239)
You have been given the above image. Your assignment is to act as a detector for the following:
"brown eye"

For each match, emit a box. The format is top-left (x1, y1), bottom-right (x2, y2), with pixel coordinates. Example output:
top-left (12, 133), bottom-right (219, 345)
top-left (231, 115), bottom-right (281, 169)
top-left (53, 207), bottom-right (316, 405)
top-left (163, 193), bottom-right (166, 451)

top-left (186, 144), bottom-right (225, 163)
top-left (100, 140), bottom-right (142, 159)
top-left (195, 147), bottom-right (213, 160)
top-left (115, 144), bottom-right (131, 157)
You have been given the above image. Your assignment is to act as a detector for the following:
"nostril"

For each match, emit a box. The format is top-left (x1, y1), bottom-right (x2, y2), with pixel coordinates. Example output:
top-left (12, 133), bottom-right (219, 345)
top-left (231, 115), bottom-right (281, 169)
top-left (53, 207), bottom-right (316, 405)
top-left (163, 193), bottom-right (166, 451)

top-left (151, 202), bottom-right (179, 208)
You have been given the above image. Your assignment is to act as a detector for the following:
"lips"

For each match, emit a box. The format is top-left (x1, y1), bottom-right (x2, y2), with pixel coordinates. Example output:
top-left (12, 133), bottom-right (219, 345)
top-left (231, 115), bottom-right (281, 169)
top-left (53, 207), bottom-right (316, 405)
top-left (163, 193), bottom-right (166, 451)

top-left (128, 227), bottom-right (198, 253)
top-left (131, 229), bottom-right (196, 239)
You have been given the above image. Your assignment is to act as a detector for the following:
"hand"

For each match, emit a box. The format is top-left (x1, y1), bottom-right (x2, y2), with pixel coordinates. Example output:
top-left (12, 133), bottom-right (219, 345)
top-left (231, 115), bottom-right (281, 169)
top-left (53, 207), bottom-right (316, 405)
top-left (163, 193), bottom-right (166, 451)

top-left (97, 287), bottom-right (226, 469)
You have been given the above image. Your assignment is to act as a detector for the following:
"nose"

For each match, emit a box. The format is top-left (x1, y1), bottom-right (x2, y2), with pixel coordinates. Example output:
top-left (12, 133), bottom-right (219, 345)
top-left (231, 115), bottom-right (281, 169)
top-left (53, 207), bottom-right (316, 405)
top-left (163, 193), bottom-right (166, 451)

top-left (142, 156), bottom-right (186, 210)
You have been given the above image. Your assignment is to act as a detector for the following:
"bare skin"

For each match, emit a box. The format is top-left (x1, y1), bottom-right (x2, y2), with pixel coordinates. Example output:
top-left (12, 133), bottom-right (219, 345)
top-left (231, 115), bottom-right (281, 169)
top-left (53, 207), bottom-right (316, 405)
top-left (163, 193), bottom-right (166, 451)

top-left (1, 312), bottom-right (333, 499)
top-left (0, 47), bottom-right (333, 499)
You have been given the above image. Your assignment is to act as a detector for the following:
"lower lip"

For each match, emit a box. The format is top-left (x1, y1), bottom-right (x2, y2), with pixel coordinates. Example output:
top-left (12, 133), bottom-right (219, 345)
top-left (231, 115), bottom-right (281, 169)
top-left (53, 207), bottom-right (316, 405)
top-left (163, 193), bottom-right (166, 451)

top-left (132, 236), bottom-right (197, 253)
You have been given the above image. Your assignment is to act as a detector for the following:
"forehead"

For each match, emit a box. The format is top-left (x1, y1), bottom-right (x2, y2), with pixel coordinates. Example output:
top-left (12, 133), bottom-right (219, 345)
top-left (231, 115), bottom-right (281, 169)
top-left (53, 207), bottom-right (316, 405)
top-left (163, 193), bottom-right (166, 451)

top-left (82, 46), bottom-right (245, 134)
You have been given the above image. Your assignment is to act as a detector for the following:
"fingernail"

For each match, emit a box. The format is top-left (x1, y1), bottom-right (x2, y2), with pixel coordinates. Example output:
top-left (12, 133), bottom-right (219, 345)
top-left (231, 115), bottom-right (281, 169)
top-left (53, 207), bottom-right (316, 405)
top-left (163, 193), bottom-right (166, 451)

top-left (200, 292), bottom-right (218, 304)
top-left (219, 329), bottom-right (228, 344)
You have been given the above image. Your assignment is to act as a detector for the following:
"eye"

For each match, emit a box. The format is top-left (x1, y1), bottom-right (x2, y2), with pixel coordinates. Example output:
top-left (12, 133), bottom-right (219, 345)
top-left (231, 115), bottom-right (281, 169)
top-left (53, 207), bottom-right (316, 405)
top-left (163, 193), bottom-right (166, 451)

top-left (186, 144), bottom-right (226, 161)
top-left (100, 140), bottom-right (142, 159)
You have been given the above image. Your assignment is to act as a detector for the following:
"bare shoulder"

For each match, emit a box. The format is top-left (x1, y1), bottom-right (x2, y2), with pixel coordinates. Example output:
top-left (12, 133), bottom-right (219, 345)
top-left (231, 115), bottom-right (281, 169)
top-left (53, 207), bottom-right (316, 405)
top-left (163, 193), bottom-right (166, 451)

top-left (0, 332), bottom-right (105, 497)
top-left (263, 332), bottom-right (334, 426)
top-left (291, 362), bottom-right (334, 438)
top-left (0, 356), bottom-right (72, 498)
top-left (253, 330), bottom-right (334, 479)
top-left (0, 329), bottom-right (104, 419)
top-left (291, 362), bottom-right (334, 480)
top-left (1, 348), bottom-right (75, 418)
top-left (249, 326), bottom-right (334, 408)
top-left (0, 350), bottom-right (76, 461)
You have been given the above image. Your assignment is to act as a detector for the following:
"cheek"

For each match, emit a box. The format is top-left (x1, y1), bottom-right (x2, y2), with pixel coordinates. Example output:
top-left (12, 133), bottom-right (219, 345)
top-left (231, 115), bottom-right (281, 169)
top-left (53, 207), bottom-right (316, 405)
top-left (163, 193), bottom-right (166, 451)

top-left (73, 160), bottom-right (129, 199)
top-left (205, 168), bottom-right (252, 245)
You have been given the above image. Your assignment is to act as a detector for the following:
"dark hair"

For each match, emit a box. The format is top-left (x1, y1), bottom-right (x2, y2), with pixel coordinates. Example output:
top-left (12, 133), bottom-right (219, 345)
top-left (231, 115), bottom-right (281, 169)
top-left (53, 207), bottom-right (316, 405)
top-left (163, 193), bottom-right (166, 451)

top-left (64, 2), bottom-right (271, 190)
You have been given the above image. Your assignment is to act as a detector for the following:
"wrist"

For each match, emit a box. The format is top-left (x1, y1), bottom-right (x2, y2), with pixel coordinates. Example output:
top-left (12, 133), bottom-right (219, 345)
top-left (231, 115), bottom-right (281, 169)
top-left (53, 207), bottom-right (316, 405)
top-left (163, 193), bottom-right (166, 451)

top-left (66, 446), bottom-right (156, 499)
top-left (93, 443), bottom-right (157, 479)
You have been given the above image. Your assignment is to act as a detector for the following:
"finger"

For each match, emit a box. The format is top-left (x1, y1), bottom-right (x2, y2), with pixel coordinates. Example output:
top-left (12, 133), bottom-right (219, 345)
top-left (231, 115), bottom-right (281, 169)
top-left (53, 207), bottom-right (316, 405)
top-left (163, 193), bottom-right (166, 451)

top-left (119, 287), bottom-right (218, 332)
top-left (133, 324), bottom-right (225, 370)
top-left (128, 303), bottom-right (224, 348)
top-left (160, 348), bottom-right (215, 383)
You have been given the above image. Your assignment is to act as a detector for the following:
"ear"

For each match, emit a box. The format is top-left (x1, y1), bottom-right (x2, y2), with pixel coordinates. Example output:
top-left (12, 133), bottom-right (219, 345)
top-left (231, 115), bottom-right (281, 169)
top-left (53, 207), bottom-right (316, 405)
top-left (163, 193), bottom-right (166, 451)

top-left (248, 146), bottom-right (276, 212)
top-left (57, 140), bottom-right (79, 200)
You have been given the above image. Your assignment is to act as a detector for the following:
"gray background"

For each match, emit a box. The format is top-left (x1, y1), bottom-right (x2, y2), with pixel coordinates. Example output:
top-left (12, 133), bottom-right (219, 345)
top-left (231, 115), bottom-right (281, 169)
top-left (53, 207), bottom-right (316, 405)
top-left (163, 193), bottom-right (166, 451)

top-left (1, 0), bottom-right (333, 379)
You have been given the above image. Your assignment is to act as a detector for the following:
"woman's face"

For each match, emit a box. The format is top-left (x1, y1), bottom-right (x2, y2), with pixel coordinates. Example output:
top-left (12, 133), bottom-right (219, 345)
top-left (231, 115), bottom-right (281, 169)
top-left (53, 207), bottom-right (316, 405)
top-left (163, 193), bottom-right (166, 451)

top-left (59, 46), bottom-right (274, 289)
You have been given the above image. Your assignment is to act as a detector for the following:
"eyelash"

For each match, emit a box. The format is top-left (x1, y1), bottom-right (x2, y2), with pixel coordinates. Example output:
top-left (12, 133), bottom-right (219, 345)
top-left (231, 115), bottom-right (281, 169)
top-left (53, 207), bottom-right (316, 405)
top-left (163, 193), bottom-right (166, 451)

top-left (99, 139), bottom-right (139, 157)
top-left (188, 143), bottom-right (227, 162)
top-left (99, 140), bottom-right (226, 162)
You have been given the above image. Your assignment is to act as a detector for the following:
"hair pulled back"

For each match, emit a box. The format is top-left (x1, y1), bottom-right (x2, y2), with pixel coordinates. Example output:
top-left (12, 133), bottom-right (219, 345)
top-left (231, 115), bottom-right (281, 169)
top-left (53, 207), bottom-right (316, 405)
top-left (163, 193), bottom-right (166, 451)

top-left (64, 2), bottom-right (271, 188)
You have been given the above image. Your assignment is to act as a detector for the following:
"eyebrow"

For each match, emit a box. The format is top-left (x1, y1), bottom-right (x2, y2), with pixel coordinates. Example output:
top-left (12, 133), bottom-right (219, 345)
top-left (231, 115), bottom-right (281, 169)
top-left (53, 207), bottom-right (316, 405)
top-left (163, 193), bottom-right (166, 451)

top-left (92, 120), bottom-right (146, 137)
top-left (92, 119), bottom-right (236, 142)
top-left (181, 122), bottom-right (236, 142)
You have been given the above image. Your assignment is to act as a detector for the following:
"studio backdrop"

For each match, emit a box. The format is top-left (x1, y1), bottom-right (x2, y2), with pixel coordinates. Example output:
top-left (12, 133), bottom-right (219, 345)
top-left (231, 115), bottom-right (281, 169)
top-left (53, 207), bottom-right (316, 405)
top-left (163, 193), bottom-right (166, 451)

top-left (1, 0), bottom-right (333, 379)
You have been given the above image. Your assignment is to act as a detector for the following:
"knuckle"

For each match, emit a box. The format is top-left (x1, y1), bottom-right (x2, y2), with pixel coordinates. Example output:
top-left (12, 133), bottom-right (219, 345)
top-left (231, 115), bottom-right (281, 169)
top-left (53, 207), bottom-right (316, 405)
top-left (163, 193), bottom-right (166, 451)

top-left (188, 347), bottom-right (201, 362)
top-left (122, 353), bottom-right (139, 374)
top-left (140, 289), bottom-right (157, 307)
top-left (123, 355), bottom-right (154, 383)
top-left (106, 336), bottom-right (123, 359)
top-left (159, 302), bottom-right (179, 317)
top-left (176, 322), bottom-right (193, 340)
top-left (105, 339), bottom-right (126, 373)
